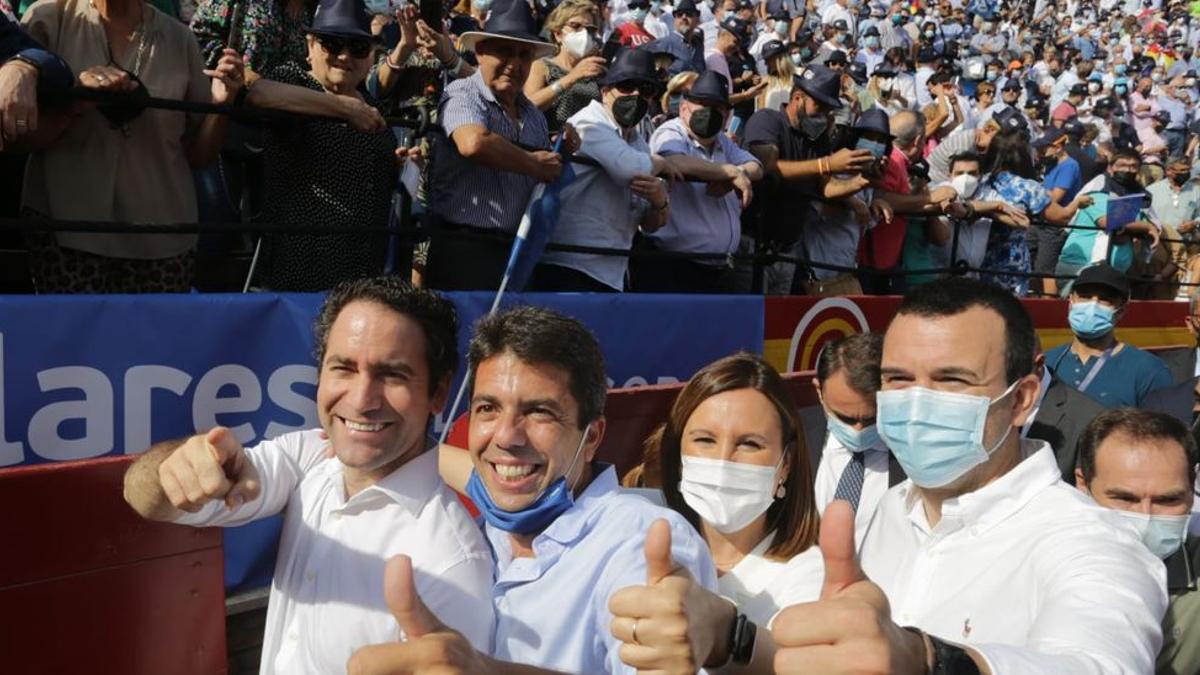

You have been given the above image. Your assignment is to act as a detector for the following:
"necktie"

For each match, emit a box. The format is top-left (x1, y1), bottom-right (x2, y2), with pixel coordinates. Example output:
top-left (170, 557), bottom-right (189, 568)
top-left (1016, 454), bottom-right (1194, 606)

top-left (833, 452), bottom-right (866, 511)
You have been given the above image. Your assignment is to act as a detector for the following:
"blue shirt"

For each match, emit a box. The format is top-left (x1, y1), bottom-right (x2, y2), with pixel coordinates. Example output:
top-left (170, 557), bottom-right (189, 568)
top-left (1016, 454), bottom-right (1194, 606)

top-left (1044, 156), bottom-right (1082, 205)
top-left (487, 465), bottom-right (717, 674)
top-left (649, 117), bottom-right (760, 262)
top-left (1045, 342), bottom-right (1172, 408)
top-left (429, 71), bottom-right (550, 232)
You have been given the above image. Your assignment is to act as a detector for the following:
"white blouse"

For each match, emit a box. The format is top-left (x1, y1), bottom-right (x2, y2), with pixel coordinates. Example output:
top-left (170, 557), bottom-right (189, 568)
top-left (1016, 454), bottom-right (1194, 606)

top-left (716, 533), bottom-right (825, 629)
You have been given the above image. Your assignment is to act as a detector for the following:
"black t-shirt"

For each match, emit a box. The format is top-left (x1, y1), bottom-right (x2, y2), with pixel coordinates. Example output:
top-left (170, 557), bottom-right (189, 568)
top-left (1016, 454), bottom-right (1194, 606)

top-left (727, 49), bottom-right (756, 117)
top-left (741, 108), bottom-right (829, 245)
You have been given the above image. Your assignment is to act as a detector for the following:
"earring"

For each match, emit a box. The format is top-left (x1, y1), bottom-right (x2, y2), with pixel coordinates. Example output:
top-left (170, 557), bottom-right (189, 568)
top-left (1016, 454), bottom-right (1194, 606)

top-left (775, 483), bottom-right (786, 499)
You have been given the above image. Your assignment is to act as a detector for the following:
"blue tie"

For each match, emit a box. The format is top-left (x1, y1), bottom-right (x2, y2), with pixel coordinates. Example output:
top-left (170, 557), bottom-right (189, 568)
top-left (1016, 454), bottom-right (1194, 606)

top-left (833, 453), bottom-right (866, 511)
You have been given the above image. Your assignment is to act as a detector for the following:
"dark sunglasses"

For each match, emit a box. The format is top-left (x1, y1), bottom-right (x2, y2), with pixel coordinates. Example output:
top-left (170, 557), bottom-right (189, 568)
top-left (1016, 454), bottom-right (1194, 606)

top-left (316, 35), bottom-right (374, 59)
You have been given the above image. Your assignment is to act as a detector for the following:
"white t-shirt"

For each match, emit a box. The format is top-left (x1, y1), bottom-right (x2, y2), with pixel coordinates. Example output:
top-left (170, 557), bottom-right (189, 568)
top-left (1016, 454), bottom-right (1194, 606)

top-left (173, 430), bottom-right (495, 674)
top-left (717, 534), bottom-right (824, 628)
top-left (860, 441), bottom-right (1167, 673)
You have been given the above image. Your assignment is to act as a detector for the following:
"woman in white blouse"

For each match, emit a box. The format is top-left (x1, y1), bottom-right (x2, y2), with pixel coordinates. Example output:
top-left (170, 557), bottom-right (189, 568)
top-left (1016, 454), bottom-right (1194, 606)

top-left (636, 352), bottom-right (824, 633)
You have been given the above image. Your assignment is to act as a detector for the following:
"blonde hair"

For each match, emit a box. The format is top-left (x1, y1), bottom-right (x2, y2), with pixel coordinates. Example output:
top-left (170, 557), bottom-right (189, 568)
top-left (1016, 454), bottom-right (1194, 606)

top-left (662, 71), bottom-right (699, 113)
top-left (544, 0), bottom-right (599, 42)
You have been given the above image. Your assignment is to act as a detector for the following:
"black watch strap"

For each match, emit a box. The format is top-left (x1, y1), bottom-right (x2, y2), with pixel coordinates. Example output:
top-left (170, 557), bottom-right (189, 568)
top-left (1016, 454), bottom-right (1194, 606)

top-left (727, 612), bottom-right (757, 665)
top-left (928, 634), bottom-right (981, 675)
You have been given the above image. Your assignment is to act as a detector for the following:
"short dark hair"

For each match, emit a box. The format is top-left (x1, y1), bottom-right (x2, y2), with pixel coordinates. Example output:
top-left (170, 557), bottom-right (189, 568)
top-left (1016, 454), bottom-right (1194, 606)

top-left (1111, 147), bottom-right (1142, 166)
top-left (816, 333), bottom-right (883, 396)
top-left (468, 306), bottom-right (607, 428)
top-left (949, 151), bottom-right (982, 172)
top-left (894, 277), bottom-right (1035, 384)
top-left (314, 276), bottom-right (459, 395)
top-left (1077, 408), bottom-right (1199, 485)
top-left (984, 128), bottom-right (1037, 180)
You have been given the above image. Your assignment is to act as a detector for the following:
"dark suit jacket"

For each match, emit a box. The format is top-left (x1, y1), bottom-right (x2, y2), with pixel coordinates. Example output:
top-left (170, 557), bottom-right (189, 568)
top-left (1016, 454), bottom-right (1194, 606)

top-left (1144, 376), bottom-right (1199, 426)
top-left (1159, 347), bottom-right (1198, 386)
top-left (1026, 376), bottom-right (1109, 483)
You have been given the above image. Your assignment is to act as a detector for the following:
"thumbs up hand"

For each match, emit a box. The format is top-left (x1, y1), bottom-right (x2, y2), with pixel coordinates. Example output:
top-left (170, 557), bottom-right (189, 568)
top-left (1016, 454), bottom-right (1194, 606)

top-left (347, 555), bottom-right (487, 675)
top-left (607, 519), bottom-right (738, 674)
top-left (157, 427), bottom-right (260, 513)
top-left (771, 500), bottom-right (931, 674)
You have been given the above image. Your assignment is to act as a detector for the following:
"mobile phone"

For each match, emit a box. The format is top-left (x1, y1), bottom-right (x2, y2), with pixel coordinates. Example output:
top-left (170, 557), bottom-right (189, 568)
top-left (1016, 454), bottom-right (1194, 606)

top-left (420, 0), bottom-right (442, 29)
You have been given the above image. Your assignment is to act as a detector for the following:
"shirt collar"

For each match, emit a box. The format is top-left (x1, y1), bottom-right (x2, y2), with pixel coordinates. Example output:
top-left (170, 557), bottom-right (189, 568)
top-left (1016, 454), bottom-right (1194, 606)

top-left (903, 439), bottom-right (1061, 537)
top-left (536, 463), bottom-right (621, 545)
top-left (326, 437), bottom-right (439, 515)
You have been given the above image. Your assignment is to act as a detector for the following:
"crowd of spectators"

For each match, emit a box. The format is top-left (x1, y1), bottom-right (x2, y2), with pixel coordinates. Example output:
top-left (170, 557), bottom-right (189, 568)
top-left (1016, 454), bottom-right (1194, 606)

top-left (6, 0), bottom-right (1200, 295)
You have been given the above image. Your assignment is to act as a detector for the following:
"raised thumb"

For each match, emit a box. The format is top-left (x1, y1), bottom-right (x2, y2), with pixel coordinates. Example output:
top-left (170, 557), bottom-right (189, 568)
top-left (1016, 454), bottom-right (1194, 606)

top-left (385, 554), bottom-right (444, 640)
top-left (644, 518), bottom-right (677, 584)
top-left (819, 500), bottom-right (866, 600)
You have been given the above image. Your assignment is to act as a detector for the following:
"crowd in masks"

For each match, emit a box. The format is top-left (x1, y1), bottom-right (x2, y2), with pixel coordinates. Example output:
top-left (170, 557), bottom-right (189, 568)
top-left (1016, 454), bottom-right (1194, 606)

top-left (15, 0), bottom-right (1200, 296)
top-left (118, 272), bottom-right (1200, 674)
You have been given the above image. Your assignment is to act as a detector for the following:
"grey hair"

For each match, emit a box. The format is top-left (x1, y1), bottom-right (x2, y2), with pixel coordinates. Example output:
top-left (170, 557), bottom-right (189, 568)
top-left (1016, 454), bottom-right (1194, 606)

top-left (891, 109), bottom-right (924, 147)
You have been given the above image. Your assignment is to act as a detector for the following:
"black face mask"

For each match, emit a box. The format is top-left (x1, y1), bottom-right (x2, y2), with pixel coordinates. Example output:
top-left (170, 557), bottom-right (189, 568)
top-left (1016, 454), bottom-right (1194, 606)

top-left (688, 106), bottom-right (725, 139)
top-left (1111, 170), bottom-right (1141, 191)
top-left (612, 94), bottom-right (649, 128)
top-left (1040, 153), bottom-right (1059, 170)
top-left (1172, 172), bottom-right (1190, 186)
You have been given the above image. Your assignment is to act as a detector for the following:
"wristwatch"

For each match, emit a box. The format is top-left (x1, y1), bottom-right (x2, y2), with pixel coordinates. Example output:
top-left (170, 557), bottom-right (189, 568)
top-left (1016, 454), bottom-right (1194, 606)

top-left (928, 635), bottom-right (981, 675)
top-left (724, 612), bottom-right (757, 665)
top-left (7, 53), bottom-right (42, 74)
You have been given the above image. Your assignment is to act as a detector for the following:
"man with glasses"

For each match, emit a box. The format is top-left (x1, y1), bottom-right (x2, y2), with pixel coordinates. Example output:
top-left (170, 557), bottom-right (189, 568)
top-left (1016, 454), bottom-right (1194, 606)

top-left (655, 0), bottom-right (707, 75)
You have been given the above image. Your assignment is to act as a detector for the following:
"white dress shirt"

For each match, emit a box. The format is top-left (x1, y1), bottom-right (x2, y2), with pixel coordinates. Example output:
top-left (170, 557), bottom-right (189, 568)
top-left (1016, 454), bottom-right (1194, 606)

top-left (813, 432), bottom-right (892, 551)
top-left (860, 441), bottom-right (1167, 673)
top-left (717, 534), bottom-right (824, 628)
top-left (173, 431), bottom-right (495, 674)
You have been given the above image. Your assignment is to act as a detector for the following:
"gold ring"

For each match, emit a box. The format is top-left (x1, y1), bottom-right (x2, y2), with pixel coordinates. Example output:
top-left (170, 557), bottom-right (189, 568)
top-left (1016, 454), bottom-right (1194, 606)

top-left (631, 618), bottom-right (640, 645)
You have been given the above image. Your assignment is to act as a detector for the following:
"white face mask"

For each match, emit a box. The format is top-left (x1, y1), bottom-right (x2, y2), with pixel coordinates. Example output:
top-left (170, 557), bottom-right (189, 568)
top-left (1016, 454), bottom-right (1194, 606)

top-left (562, 28), bottom-right (594, 58)
top-left (679, 455), bottom-right (782, 533)
top-left (1109, 509), bottom-right (1192, 559)
top-left (951, 173), bottom-right (979, 200)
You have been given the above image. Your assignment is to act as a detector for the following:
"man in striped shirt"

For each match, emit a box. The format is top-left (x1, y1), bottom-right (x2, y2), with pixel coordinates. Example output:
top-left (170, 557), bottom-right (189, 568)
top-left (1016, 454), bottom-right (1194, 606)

top-left (425, 0), bottom-right (568, 290)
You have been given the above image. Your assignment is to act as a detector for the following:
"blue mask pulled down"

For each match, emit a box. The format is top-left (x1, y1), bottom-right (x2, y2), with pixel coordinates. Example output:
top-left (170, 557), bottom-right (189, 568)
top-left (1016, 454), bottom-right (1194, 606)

top-left (465, 430), bottom-right (589, 535)
top-left (1068, 301), bottom-right (1116, 340)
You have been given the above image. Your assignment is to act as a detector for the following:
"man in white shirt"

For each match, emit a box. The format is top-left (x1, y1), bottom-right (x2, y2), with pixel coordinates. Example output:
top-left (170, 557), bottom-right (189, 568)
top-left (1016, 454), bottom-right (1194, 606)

top-left (819, 0), bottom-right (855, 38)
top-left (812, 332), bottom-right (898, 551)
top-left (122, 277), bottom-right (495, 674)
top-left (772, 277), bottom-right (1168, 673)
top-left (347, 306), bottom-right (717, 675)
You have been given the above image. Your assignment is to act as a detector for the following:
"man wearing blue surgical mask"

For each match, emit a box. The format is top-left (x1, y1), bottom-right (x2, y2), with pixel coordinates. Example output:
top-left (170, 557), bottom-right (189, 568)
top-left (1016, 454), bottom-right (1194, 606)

top-left (349, 306), bottom-right (717, 674)
top-left (1075, 408), bottom-right (1200, 675)
top-left (770, 277), bottom-right (1167, 673)
top-left (811, 333), bottom-right (903, 551)
top-left (1044, 263), bottom-right (1172, 408)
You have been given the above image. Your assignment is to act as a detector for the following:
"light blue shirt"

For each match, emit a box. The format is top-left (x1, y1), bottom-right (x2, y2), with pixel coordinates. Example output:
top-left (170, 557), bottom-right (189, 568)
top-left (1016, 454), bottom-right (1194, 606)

top-left (648, 118), bottom-right (760, 264)
top-left (487, 464), bottom-right (718, 674)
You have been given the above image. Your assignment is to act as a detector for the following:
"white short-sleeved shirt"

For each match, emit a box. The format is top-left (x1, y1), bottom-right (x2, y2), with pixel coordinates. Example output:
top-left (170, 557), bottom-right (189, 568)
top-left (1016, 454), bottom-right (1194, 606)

top-left (172, 430), bottom-right (495, 674)
top-left (860, 440), bottom-right (1168, 673)
top-left (717, 534), bottom-right (824, 628)
top-left (813, 432), bottom-right (891, 551)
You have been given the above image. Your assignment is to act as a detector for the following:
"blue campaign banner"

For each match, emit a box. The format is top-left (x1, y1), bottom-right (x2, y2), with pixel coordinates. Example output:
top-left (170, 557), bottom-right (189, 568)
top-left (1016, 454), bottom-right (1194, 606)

top-left (0, 292), bottom-right (762, 591)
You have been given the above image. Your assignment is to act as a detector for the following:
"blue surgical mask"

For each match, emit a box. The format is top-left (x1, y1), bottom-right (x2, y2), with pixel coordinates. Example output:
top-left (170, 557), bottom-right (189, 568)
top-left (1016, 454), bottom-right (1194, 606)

top-left (464, 429), bottom-right (589, 535)
top-left (986, 70), bottom-right (998, 81)
top-left (632, 7), bottom-right (649, 21)
top-left (827, 414), bottom-right (881, 453)
top-left (876, 381), bottom-right (1019, 488)
top-left (855, 137), bottom-right (887, 158)
top-left (364, 0), bottom-right (391, 14)
top-left (1068, 300), bottom-right (1117, 340)
top-left (865, 35), bottom-right (880, 48)
top-left (474, 0), bottom-right (493, 9)
top-left (1109, 509), bottom-right (1192, 558)
top-left (775, 21), bottom-right (788, 37)
top-left (1115, 63), bottom-right (1128, 75)
top-left (1115, 84), bottom-right (1128, 95)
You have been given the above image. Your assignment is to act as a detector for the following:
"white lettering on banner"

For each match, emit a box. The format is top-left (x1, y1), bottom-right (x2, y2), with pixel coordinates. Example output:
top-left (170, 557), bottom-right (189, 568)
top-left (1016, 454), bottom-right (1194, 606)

top-left (264, 365), bottom-right (320, 438)
top-left (604, 375), bottom-right (682, 389)
top-left (0, 334), bottom-right (24, 466)
top-left (193, 365), bottom-right (263, 444)
top-left (28, 366), bottom-right (114, 461)
top-left (124, 365), bottom-right (192, 454)
top-left (0, 330), bottom-right (322, 466)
